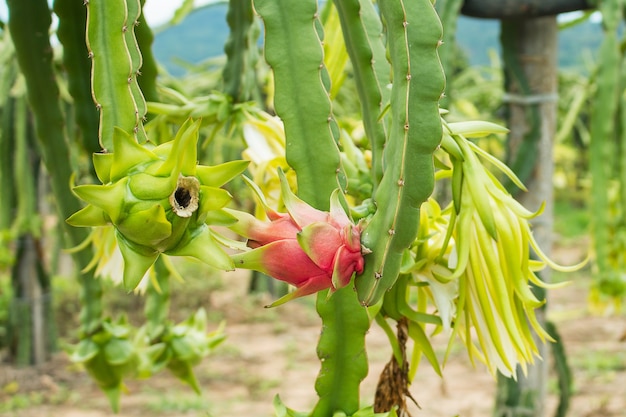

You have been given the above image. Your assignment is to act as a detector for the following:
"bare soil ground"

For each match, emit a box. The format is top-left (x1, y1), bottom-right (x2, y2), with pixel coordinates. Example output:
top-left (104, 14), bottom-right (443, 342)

top-left (1, 242), bottom-right (625, 417)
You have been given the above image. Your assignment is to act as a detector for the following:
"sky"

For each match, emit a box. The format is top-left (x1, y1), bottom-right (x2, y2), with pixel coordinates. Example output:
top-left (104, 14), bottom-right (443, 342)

top-left (143, 0), bottom-right (216, 26)
top-left (0, 0), bottom-right (216, 27)
top-left (0, 2), bottom-right (599, 40)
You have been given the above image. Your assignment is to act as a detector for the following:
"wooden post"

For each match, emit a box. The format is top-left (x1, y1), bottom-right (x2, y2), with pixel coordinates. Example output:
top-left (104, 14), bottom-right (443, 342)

top-left (461, 0), bottom-right (592, 18)
top-left (494, 16), bottom-right (558, 417)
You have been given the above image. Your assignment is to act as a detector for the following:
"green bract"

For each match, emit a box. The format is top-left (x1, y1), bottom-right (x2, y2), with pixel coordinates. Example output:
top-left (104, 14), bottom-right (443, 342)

top-left (137, 309), bottom-right (225, 393)
top-left (67, 119), bottom-right (248, 290)
top-left (69, 316), bottom-right (138, 413)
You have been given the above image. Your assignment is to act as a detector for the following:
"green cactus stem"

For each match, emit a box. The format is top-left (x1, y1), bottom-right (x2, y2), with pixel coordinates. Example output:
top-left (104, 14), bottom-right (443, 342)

top-left (334, 0), bottom-right (390, 189)
top-left (86, 0), bottom-right (147, 148)
top-left (254, 0), bottom-right (344, 209)
top-left (0, 41), bottom-right (18, 231)
top-left (356, 0), bottom-right (446, 306)
top-left (254, 1), bottom-right (369, 414)
top-left (136, 0), bottom-right (159, 104)
top-left (7, 0), bottom-right (103, 336)
top-left (222, 0), bottom-right (257, 103)
top-left (435, 0), bottom-right (463, 109)
top-left (54, 0), bottom-right (101, 158)
top-left (589, 0), bottom-right (622, 293)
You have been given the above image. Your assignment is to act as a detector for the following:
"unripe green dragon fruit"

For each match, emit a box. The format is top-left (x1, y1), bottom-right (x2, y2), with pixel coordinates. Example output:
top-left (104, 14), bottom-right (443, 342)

top-left (67, 119), bottom-right (248, 290)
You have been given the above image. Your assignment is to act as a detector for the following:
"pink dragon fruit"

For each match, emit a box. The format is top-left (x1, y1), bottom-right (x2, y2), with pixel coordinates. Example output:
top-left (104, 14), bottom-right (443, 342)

top-left (228, 172), bottom-right (365, 307)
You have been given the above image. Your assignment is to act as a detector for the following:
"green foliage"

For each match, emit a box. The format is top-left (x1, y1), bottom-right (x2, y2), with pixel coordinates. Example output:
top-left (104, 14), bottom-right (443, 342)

top-left (588, 0), bottom-right (626, 304)
top-left (0, 275), bottom-right (10, 349)
top-left (0, 388), bottom-right (72, 413)
top-left (546, 321), bottom-right (573, 417)
top-left (140, 309), bottom-right (226, 394)
top-left (145, 389), bottom-right (212, 413)
top-left (574, 349), bottom-right (626, 375)
top-left (554, 200), bottom-right (589, 239)
top-left (222, 0), bottom-right (258, 103)
top-left (435, 0), bottom-right (464, 109)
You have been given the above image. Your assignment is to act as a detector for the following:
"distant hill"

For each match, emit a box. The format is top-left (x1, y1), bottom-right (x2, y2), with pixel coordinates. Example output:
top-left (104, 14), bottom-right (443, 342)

top-left (456, 15), bottom-right (604, 70)
top-left (152, 3), bottom-right (230, 76)
top-left (152, 4), bottom-right (604, 76)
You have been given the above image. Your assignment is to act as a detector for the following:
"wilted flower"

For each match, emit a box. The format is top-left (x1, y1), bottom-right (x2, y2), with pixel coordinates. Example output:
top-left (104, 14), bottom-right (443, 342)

top-left (227, 171), bottom-right (366, 307)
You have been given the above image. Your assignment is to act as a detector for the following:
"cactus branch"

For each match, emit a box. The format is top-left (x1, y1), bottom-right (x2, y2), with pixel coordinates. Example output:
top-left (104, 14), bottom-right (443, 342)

top-left (255, 1), bottom-right (369, 414)
top-left (357, 0), bottom-right (445, 306)
top-left (7, 0), bottom-right (102, 334)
